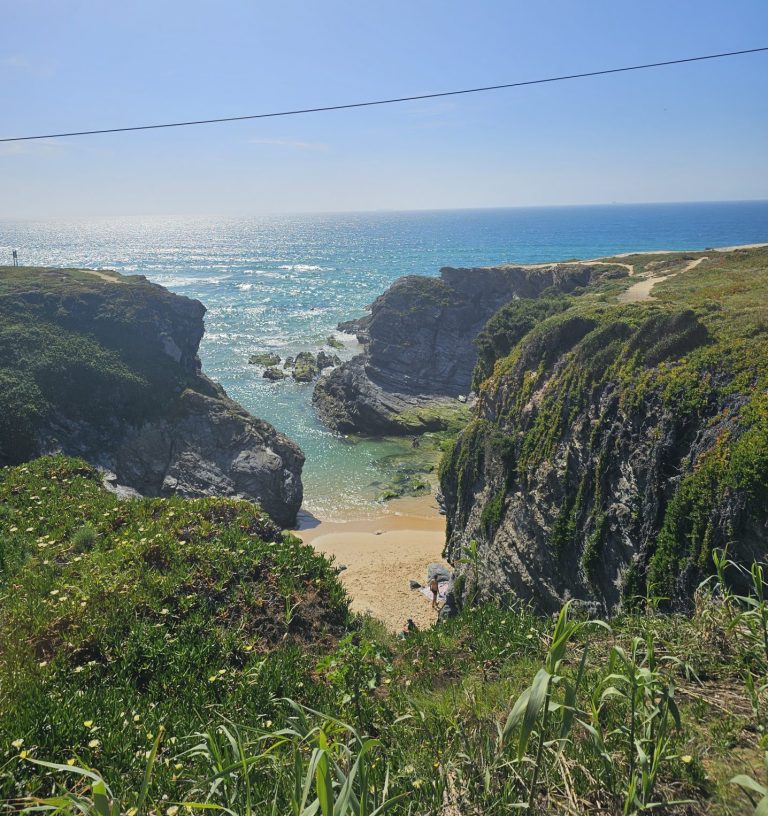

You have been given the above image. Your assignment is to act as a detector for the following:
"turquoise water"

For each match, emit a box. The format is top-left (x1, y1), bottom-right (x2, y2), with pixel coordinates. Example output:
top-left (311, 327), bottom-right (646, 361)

top-left (1, 202), bottom-right (766, 514)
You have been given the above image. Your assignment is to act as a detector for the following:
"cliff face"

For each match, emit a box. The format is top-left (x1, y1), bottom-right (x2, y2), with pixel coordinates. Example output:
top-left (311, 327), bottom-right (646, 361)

top-left (439, 248), bottom-right (768, 613)
top-left (313, 262), bottom-right (621, 434)
top-left (0, 267), bottom-right (303, 526)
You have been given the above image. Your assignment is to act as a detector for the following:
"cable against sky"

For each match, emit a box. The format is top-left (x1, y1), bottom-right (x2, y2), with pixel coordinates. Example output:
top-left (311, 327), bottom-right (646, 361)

top-left (1, 46), bottom-right (766, 143)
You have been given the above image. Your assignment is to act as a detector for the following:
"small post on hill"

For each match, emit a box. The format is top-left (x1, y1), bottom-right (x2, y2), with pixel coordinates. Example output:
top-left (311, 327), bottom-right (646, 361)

top-left (12, 250), bottom-right (18, 267)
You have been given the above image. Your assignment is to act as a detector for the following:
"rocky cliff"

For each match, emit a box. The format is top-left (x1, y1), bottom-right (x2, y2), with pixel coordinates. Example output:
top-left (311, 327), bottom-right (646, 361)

top-left (439, 248), bottom-right (768, 613)
top-left (0, 266), bottom-right (303, 526)
top-left (313, 262), bottom-right (623, 434)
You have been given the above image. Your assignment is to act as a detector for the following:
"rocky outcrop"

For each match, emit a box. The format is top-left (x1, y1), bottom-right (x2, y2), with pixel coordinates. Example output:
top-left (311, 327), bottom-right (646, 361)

top-left (293, 352), bottom-right (319, 383)
top-left (0, 267), bottom-right (303, 526)
top-left (439, 249), bottom-right (768, 613)
top-left (314, 262), bottom-right (621, 434)
top-left (250, 352), bottom-right (281, 366)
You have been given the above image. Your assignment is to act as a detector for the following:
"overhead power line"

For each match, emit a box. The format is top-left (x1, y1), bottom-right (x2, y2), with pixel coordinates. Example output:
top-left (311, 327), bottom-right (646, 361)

top-left (1, 46), bottom-right (766, 143)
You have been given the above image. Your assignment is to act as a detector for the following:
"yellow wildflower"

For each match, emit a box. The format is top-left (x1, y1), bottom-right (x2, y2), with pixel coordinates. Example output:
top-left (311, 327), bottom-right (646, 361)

top-left (83, 720), bottom-right (93, 728)
top-left (88, 739), bottom-right (100, 749)
top-left (11, 739), bottom-right (23, 749)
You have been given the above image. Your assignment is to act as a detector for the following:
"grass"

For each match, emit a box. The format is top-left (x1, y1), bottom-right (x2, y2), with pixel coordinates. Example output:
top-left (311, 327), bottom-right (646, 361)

top-left (1, 458), bottom-right (765, 813)
top-left (0, 456), bottom-right (348, 801)
top-left (6, 543), bottom-right (768, 814)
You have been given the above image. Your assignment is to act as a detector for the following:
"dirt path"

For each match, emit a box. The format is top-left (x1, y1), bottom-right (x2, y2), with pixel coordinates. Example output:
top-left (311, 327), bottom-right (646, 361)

top-left (617, 256), bottom-right (708, 304)
top-left (81, 269), bottom-right (123, 283)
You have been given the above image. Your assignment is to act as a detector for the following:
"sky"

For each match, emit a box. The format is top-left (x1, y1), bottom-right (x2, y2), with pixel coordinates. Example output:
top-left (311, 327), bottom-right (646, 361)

top-left (1, 0), bottom-right (767, 218)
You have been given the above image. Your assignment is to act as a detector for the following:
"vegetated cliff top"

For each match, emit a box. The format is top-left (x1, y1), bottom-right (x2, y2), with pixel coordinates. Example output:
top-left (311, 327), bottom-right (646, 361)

top-left (0, 455), bottom-right (347, 797)
top-left (0, 265), bottom-right (206, 462)
top-left (1, 463), bottom-right (764, 814)
top-left (0, 266), bottom-right (304, 525)
top-left (440, 246), bottom-right (768, 613)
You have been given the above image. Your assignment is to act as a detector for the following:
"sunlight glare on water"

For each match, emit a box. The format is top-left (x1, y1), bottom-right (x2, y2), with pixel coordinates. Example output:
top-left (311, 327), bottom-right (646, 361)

top-left (1, 203), bottom-right (766, 515)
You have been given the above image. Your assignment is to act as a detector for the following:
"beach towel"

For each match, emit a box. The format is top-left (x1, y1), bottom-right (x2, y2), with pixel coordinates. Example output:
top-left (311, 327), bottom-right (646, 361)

top-left (420, 580), bottom-right (449, 603)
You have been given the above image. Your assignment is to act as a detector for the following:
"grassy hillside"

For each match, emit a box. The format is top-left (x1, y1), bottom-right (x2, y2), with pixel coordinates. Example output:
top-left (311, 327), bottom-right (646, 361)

top-left (0, 457), bottom-right (346, 799)
top-left (1, 457), bottom-right (767, 813)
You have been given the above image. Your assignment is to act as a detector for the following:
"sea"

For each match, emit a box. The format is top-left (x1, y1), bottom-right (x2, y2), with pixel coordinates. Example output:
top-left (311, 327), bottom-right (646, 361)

top-left (2, 201), bottom-right (766, 516)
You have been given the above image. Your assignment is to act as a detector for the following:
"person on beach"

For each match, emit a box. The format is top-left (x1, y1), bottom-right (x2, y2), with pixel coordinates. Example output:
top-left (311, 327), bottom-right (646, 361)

top-left (430, 577), bottom-right (440, 609)
top-left (398, 618), bottom-right (418, 639)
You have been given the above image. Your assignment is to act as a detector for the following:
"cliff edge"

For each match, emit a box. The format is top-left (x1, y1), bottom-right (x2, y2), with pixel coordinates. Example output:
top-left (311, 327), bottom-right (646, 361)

top-left (313, 262), bottom-right (624, 434)
top-left (439, 247), bottom-right (768, 613)
top-left (0, 266), bottom-right (303, 526)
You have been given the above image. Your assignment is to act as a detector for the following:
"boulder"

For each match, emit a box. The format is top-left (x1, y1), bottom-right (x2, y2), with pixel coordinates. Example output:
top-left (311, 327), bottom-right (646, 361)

top-left (263, 367), bottom-right (287, 381)
top-left (293, 351), bottom-right (318, 383)
top-left (249, 352), bottom-right (281, 367)
top-left (316, 350), bottom-right (342, 370)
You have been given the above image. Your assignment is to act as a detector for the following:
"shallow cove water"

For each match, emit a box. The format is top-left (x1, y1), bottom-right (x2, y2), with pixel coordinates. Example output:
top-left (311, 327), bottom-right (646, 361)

top-left (2, 202), bottom-right (766, 517)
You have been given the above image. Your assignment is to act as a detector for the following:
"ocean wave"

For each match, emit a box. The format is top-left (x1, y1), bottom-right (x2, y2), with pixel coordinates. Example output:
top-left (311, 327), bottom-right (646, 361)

top-left (151, 275), bottom-right (228, 288)
top-left (277, 264), bottom-right (334, 272)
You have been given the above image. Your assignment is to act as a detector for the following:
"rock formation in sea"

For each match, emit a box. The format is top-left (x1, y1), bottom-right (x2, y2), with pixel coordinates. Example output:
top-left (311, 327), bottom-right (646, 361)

top-left (313, 262), bottom-right (623, 434)
top-left (0, 267), bottom-right (303, 526)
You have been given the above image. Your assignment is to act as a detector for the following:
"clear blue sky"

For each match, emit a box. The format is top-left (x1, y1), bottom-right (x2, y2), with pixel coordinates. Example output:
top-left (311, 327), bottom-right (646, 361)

top-left (2, 0), bottom-right (767, 217)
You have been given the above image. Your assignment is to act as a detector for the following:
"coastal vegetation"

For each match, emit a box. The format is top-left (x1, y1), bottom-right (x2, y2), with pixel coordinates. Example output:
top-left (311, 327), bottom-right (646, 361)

top-left (2, 248), bottom-right (768, 813)
top-left (441, 247), bottom-right (768, 613)
top-left (1, 458), bottom-right (765, 813)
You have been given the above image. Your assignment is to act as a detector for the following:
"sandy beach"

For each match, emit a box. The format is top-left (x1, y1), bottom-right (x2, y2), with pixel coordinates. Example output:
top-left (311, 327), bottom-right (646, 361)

top-left (295, 495), bottom-right (450, 632)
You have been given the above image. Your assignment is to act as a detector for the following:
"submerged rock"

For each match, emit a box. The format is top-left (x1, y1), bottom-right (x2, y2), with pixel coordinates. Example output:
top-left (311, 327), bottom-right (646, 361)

top-left (316, 350), bottom-right (342, 370)
top-left (249, 352), bottom-right (281, 367)
top-left (293, 351), bottom-right (318, 382)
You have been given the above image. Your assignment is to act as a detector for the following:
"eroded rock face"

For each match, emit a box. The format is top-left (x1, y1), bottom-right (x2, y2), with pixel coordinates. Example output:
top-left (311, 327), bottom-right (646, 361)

top-left (5, 269), bottom-right (304, 526)
top-left (314, 263), bottom-right (617, 434)
top-left (439, 304), bottom-right (766, 614)
top-left (114, 384), bottom-right (303, 527)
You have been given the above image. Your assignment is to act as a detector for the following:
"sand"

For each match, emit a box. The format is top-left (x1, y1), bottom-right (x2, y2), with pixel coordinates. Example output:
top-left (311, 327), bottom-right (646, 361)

top-left (295, 495), bottom-right (449, 632)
